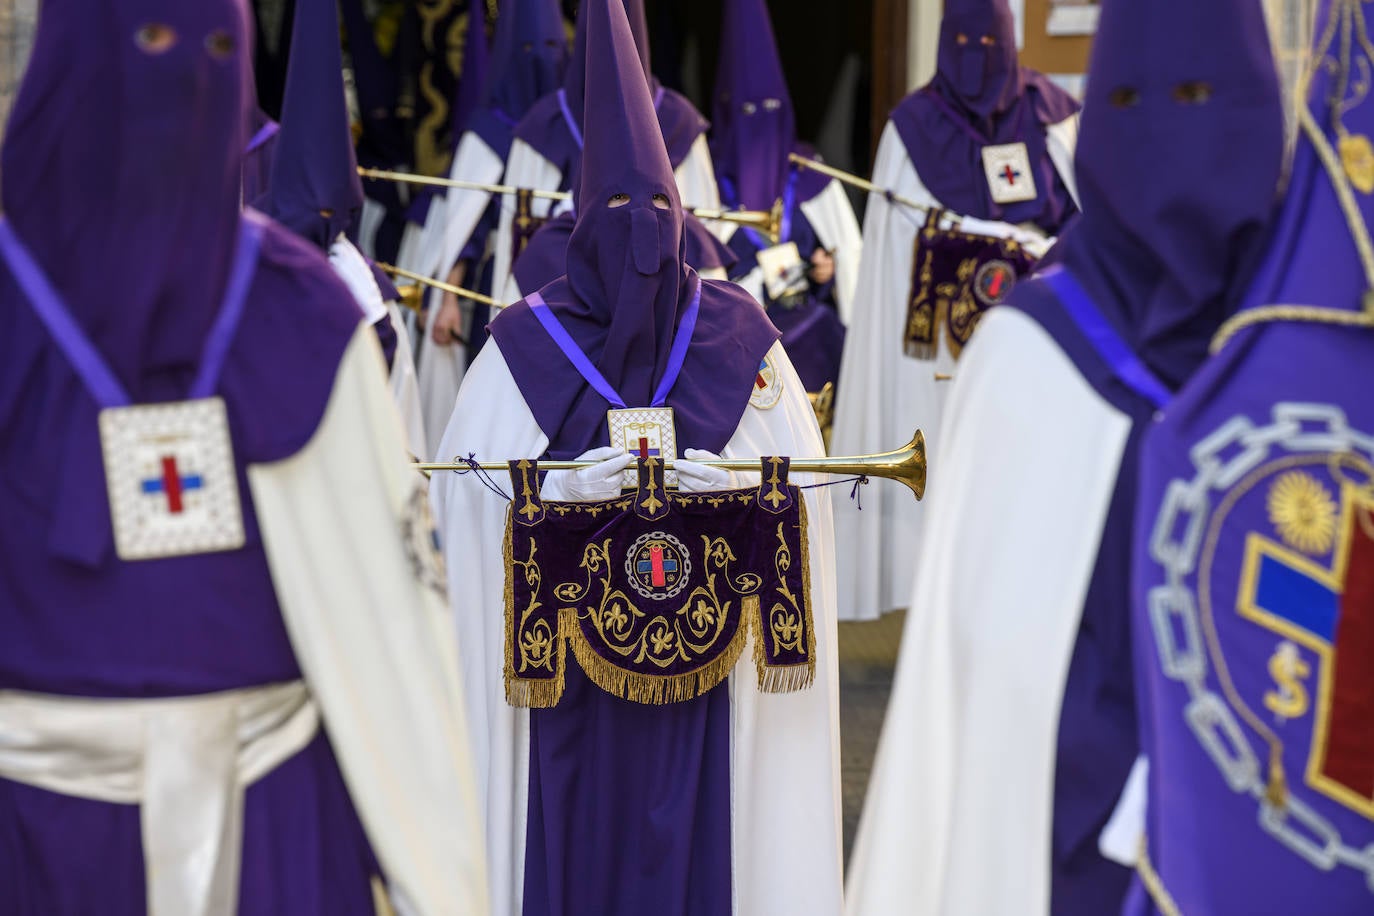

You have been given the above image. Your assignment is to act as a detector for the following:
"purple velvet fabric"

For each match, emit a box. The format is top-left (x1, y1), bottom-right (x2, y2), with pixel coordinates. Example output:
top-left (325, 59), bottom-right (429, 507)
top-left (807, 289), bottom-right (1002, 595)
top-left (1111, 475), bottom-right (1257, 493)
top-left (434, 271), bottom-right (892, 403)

top-left (505, 458), bottom-right (811, 705)
top-left (889, 0), bottom-right (1078, 231)
top-left (513, 0), bottom-right (708, 182)
top-left (262, 0), bottom-right (365, 249)
top-left (466, 0), bottom-right (567, 159)
top-left (489, 2), bottom-right (777, 913)
top-left (1053, 0), bottom-right (1283, 390)
top-left (710, 0), bottom-right (795, 212)
top-left (998, 0), bottom-right (1284, 910)
top-left (0, 0), bottom-right (374, 910)
top-left (512, 210), bottom-right (736, 297)
top-left (1127, 2), bottom-right (1374, 910)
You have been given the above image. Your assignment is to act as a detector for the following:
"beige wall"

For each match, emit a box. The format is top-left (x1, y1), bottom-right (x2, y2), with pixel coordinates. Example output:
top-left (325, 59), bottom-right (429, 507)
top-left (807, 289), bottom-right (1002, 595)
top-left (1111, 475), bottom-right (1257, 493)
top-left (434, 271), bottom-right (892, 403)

top-left (0, 0), bottom-right (40, 141)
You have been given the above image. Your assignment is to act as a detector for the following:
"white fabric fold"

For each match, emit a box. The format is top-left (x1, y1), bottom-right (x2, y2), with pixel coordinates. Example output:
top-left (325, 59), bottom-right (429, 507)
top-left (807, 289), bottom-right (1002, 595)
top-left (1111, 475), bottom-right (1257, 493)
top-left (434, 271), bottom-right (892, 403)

top-left (0, 681), bottom-right (318, 916)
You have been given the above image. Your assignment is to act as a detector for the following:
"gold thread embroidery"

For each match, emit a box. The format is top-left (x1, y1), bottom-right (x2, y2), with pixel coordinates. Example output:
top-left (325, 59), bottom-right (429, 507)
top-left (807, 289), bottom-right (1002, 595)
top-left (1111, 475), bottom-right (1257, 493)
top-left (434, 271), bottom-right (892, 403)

top-left (1136, 836), bottom-right (1183, 916)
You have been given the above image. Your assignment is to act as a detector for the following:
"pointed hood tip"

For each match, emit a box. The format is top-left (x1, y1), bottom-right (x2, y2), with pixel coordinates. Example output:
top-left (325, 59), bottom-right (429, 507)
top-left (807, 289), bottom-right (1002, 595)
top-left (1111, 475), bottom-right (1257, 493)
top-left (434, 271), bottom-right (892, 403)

top-left (265, 0), bottom-right (364, 249)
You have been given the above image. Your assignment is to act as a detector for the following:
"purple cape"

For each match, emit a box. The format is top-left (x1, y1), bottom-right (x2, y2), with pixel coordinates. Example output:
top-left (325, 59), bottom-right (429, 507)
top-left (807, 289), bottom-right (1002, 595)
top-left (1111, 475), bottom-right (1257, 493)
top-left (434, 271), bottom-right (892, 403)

top-left (0, 0), bottom-right (374, 910)
top-left (890, 0), bottom-right (1078, 230)
top-left (262, 0), bottom-right (365, 249)
top-left (487, 2), bottom-right (776, 912)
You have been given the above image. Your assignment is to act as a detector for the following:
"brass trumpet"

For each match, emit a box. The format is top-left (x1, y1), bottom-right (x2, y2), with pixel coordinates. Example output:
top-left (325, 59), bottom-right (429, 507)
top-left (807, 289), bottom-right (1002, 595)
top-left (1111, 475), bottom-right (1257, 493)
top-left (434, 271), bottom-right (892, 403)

top-left (414, 429), bottom-right (926, 500)
top-left (359, 166), bottom-right (784, 242)
top-left (376, 262), bottom-right (506, 312)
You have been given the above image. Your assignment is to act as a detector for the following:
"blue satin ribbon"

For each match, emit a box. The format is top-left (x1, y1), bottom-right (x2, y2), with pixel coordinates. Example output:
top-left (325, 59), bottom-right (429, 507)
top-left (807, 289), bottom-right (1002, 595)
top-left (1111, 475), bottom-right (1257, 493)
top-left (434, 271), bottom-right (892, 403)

top-left (526, 274), bottom-right (702, 409)
top-left (1040, 265), bottom-right (1173, 409)
top-left (0, 212), bottom-right (265, 407)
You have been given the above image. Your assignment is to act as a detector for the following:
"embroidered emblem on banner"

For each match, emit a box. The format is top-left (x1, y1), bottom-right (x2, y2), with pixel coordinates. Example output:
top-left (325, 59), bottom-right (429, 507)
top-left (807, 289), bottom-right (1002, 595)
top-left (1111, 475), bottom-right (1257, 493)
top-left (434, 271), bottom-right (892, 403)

top-left (608, 406), bottom-right (677, 489)
top-left (750, 353), bottom-right (784, 410)
top-left (503, 455), bottom-right (815, 707)
top-left (625, 531), bottom-right (692, 600)
top-left (1145, 403), bottom-right (1374, 879)
top-left (99, 397), bottom-right (244, 561)
top-left (402, 486), bottom-right (448, 598)
top-left (904, 212), bottom-right (1038, 360)
top-left (982, 142), bottom-right (1038, 204)
top-left (974, 259), bottom-right (1018, 305)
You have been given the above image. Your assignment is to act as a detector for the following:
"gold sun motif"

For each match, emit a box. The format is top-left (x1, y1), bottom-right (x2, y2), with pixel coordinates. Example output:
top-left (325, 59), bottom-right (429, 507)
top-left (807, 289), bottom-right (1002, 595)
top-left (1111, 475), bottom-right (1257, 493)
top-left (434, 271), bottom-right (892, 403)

top-left (1267, 471), bottom-right (1339, 555)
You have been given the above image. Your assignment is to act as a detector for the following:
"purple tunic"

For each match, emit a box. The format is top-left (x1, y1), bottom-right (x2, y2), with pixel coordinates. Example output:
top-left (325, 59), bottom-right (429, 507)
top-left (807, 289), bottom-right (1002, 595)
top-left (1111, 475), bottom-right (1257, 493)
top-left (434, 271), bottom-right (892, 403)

top-left (0, 0), bottom-right (378, 910)
top-left (487, 2), bottom-right (777, 912)
top-left (1000, 0), bottom-right (1283, 909)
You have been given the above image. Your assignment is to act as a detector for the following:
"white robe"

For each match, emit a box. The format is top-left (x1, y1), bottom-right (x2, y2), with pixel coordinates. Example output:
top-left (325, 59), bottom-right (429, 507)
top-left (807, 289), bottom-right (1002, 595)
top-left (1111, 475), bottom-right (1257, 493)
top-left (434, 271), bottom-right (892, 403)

top-left (829, 116), bottom-right (1078, 620)
top-left (249, 324), bottom-right (488, 916)
top-left (490, 133), bottom-right (722, 310)
top-left (430, 340), bottom-right (843, 916)
top-left (843, 308), bottom-right (1130, 916)
top-left (328, 236), bottom-right (428, 459)
top-left (730, 178), bottom-right (865, 328)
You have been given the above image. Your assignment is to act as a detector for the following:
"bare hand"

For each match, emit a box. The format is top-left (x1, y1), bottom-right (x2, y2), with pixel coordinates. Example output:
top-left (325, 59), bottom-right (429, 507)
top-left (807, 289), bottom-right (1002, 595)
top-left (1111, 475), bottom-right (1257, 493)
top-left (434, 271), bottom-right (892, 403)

top-left (809, 248), bottom-right (835, 286)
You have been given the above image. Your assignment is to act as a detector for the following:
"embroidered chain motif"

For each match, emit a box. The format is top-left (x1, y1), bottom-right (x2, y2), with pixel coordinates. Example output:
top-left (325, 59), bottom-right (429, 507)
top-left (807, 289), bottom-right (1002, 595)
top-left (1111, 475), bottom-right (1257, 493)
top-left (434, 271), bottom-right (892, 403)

top-left (1147, 403), bottom-right (1374, 888)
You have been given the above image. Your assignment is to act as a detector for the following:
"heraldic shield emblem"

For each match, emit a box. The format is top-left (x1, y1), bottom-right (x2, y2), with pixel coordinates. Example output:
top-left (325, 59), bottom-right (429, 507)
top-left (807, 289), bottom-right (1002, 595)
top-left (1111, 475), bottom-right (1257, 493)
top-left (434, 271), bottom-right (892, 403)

top-left (1137, 399), bottom-right (1374, 907)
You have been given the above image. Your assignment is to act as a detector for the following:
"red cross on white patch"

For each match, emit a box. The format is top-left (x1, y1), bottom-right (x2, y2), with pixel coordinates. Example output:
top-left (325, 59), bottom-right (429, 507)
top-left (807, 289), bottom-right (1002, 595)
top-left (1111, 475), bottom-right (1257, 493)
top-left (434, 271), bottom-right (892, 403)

top-left (99, 397), bottom-right (245, 560)
top-left (981, 142), bottom-right (1038, 205)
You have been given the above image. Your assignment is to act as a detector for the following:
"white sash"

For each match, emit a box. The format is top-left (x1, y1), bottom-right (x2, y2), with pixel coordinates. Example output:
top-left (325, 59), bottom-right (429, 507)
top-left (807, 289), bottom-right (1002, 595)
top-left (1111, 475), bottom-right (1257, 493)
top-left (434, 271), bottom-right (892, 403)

top-left (0, 681), bottom-right (319, 916)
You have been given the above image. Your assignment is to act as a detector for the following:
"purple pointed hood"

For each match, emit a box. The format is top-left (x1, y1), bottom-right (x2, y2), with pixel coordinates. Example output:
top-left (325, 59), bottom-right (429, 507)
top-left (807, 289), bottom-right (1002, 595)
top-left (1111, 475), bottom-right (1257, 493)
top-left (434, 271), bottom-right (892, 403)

top-left (262, 0), bottom-right (364, 249)
top-left (3, 0), bottom-right (250, 384)
top-left (934, 0), bottom-right (1021, 123)
top-left (489, 0), bottom-right (777, 458)
top-left (1055, 0), bottom-right (1283, 388)
top-left (890, 0), bottom-right (1079, 228)
top-left (710, 0), bottom-right (796, 212)
top-left (1, 0), bottom-right (363, 570)
top-left (450, 0), bottom-right (491, 146)
top-left (562, 0), bottom-right (650, 130)
top-left (466, 0), bottom-right (568, 157)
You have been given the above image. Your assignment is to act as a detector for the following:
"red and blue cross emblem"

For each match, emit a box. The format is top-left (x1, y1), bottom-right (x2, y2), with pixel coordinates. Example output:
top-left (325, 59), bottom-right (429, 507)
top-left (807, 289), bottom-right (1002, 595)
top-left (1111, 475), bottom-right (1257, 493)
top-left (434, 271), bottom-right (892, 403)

top-left (999, 164), bottom-right (1022, 186)
top-left (140, 455), bottom-right (203, 514)
top-left (636, 542), bottom-right (679, 588)
top-left (1239, 485), bottom-right (1374, 816)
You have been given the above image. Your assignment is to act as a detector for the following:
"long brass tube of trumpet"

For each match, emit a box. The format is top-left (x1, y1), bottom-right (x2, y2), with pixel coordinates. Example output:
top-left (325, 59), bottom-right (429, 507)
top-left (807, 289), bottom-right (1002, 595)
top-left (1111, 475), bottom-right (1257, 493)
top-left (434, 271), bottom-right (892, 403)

top-left (358, 166), bottom-right (573, 201)
top-left (413, 429), bottom-right (926, 500)
top-left (359, 166), bottom-right (782, 240)
top-left (376, 263), bottom-right (505, 311)
top-left (786, 153), bottom-right (929, 215)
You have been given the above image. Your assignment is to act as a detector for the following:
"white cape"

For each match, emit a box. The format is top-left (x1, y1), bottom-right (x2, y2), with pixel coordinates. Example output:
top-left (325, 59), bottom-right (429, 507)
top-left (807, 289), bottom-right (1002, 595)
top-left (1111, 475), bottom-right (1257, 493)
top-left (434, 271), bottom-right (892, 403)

top-left (249, 324), bottom-right (488, 916)
top-left (430, 340), bottom-right (843, 916)
top-left (843, 308), bottom-right (1129, 916)
top-left (829, 116), bottom-right (1078, 620)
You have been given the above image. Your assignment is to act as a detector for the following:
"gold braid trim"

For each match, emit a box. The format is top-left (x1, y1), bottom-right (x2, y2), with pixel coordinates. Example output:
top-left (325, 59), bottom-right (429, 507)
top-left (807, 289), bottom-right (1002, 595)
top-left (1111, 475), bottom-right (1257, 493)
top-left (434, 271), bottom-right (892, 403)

top-left (1136, 835), bottom-right (1183, 916)
top-left (568, 601), bottom-right (752, 705)
top-left (1210, 301), bottom-right (1374, 354)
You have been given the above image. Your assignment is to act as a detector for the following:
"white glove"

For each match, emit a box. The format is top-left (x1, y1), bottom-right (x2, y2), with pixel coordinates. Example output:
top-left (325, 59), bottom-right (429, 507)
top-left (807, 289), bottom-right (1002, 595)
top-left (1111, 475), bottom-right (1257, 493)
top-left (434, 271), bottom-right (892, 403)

top-left (674, 449), bottom-right (733, 492)
top-left (543, 446), bottom-right (634, 502)
top-left (327, 235), bottom-right (390, 324)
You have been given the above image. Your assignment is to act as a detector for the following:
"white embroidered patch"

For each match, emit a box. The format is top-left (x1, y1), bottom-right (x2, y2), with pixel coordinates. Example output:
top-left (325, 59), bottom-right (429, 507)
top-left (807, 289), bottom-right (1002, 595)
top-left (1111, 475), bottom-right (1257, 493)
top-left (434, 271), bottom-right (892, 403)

top-left (750, 353), bottom-right (784, 410)
top-left (982, 142), bottom-right (1039, 204)
top-left (99, 397), bottom-right (245, 561)
top-left (608, 406), bottom-right (678, 489)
